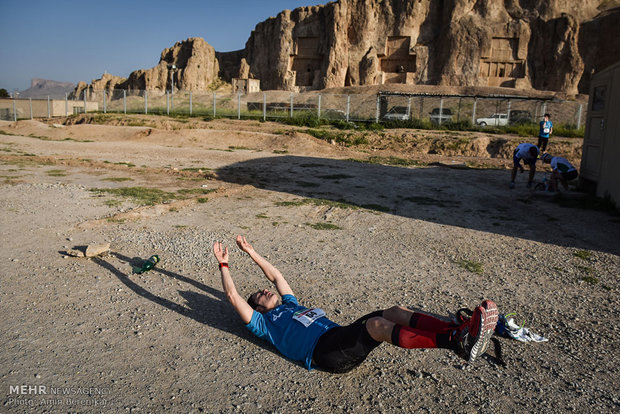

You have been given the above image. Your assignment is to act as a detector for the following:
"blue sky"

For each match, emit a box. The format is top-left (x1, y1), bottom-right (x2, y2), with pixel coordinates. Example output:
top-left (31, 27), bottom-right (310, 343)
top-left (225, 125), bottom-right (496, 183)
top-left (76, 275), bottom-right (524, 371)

top-left (0, 0), bottom-right (329, 91)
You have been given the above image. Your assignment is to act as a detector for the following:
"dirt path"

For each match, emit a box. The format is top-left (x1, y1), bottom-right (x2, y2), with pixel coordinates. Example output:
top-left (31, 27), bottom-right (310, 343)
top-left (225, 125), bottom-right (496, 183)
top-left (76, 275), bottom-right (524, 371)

top-left (1, 118), bottom-right (618, 413)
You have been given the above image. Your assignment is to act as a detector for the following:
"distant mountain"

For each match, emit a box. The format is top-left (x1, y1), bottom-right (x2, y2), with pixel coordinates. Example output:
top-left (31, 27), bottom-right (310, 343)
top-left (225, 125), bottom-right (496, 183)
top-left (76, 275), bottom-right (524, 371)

top-left (19, 78), bottom-right (75, 98)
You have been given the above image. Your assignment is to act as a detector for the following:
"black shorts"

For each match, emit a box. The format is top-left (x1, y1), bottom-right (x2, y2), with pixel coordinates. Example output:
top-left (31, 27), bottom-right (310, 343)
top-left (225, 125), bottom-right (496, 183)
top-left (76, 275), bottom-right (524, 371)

top-left (561, 170), bottom-right (578, 181)
top-left (312, 311), bottom-right (382, 373)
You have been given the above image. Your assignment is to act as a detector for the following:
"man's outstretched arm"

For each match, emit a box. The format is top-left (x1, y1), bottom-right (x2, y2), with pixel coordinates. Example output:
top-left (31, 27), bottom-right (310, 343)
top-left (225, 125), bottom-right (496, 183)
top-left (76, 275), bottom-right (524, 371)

top-left (213, 241), bottom-right (254, 324)
top-left (236, 235), bottom-right (294, 297)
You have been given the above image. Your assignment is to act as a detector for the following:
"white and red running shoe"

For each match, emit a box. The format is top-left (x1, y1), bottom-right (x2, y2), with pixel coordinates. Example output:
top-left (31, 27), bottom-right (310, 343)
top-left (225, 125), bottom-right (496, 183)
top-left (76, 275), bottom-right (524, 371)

top-left (455, 299), bottom-right (499, 363)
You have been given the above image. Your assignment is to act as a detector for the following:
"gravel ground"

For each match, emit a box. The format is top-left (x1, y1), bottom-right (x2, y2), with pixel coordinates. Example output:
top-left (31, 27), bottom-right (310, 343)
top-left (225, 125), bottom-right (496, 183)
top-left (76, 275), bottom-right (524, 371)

top-left (1, 120), bottom-right (619, 413)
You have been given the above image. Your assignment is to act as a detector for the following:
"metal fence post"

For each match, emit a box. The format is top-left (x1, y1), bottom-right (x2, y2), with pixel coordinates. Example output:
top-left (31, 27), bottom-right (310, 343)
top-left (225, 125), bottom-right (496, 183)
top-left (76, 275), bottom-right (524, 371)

top-left (103, 90), bottom-right (107, 114)
top-left (375, 94), bottom-right (380, 123)
top-left (406, 97), bottom-right (412, 119)
top-left (346, 95), bottom-right (350, 122)
top-left (542, 102), bottom-right (547, 118)
top-left (189, 92), bottom-right (192, 116)
top-left (577, 103), bottom-right (583, 129)
top-left (318, 94), bottom-right (322, 119)
top-left (439, 98), bottom-right (444, 125)
top-left (495, 99), bottom-right (500, 124)
top-left (145, 91), bottom-right (148, 115)
top-left (213, 92), bottom-right (217, 117)
top-left (472, 98), bottom-right (477, 125)
top-left (506, 100), bottom-right (512, 124)
top-left (47, 96), bottom-right (51, 118)
top-left (65, 93), bottom-right (68, 116)
top-left (263, 92), bottom-right (266, 121)
top-left (290, 93), bottom-right (293, 118)
top-left (83, 91), bottom-right (87, 114)
top-left (237, 93), bottom-right (241, 120)
top-left (13, 99), bottom-right (17, 121)
top-left (123, 90), bottom-right (127, 114)
top-left (166, 92), bottom-right (170, 115)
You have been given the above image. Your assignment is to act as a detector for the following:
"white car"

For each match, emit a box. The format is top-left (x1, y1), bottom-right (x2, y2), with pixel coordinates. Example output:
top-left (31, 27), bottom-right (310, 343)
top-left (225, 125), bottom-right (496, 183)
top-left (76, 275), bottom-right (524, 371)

top-left (476, 113), bottom-right (509, 126)
top-left (382, 106), bottom-right (410, 121)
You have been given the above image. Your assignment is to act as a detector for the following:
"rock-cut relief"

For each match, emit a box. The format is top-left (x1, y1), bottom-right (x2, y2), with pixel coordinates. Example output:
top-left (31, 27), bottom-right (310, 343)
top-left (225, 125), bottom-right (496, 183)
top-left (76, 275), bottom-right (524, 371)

top-left (480, 37), bottom-right (525, 87)
top-left (379, 36), bottom-right (416, 84)
top-left (290, 37), bottom-right (323, 87)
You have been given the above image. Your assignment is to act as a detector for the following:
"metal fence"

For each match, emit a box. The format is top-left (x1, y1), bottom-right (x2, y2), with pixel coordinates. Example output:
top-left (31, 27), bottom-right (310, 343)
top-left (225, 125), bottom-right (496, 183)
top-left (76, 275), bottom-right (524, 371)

top-left (0, 89), bottom-right (586, 128)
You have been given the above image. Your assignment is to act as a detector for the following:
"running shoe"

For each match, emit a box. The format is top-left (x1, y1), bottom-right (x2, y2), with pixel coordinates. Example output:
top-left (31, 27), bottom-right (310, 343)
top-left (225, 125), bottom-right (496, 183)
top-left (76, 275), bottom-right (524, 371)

top-left (455, 300), bottom-right (499, 363)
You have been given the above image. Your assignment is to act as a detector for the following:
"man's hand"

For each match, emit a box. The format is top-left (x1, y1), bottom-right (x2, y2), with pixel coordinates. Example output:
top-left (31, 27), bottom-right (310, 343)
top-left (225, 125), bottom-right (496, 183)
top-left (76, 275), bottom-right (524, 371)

top-left (236, 235), bottom-right (254, 254)
top-left (213, 241), bottom-right (229, 264)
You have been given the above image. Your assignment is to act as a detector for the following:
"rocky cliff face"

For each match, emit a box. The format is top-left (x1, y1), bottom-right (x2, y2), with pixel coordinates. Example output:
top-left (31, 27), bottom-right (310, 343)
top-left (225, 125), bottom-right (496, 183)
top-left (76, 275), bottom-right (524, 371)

top-left (237, 0), bottom-right (618, 95)
top-left (74, 37), bottom-right (219, 97)
top-left (125, 37), bottom-right (219, 91)
top-left (75, 1), bottom-right (619, 96)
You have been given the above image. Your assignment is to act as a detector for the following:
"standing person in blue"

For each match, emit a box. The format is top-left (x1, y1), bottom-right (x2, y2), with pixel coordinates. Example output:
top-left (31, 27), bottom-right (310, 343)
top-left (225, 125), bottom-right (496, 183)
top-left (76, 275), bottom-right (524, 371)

top-left (510, 142), bottom-right (539, 189)
top-left (213, 235), bottom-right (498, 373)
top-left (541, 153), bottom-right (578, 192)
top-left (538, 113), bottom-right (553, 153)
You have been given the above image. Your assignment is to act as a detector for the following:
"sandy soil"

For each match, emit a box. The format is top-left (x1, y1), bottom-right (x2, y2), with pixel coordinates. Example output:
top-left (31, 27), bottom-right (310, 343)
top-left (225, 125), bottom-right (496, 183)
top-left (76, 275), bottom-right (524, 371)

top-left (0, 117), bottom-right (618, 413)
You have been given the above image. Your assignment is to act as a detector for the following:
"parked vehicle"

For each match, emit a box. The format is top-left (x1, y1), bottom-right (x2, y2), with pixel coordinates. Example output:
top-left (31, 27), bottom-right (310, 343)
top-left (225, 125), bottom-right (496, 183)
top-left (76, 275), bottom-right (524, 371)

top-left (429, 108), bottom-right (453, 124)
top-left (509, 110), bottom-right (533, 124)
top-left (382, 106), bottom-right (410, 121)
top-left (476, 113), bottom-right (509, 126)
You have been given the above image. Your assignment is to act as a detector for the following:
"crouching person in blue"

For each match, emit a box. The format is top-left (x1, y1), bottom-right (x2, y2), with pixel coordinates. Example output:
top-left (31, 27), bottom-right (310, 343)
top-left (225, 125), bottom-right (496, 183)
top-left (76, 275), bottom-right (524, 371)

top-left (510, 142), bottom-right (539, 189)
top-left (213, 236), bottom-right (498, 373)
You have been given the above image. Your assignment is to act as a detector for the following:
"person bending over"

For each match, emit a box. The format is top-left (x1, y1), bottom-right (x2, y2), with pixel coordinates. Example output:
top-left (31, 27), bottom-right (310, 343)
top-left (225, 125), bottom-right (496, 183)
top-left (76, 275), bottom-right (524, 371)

top-left (541, 153), bottom-right (578, 192)
top-left (510, 143), bottom-right (539, 189)
top-left (213, 236), bottom-right (498, 373)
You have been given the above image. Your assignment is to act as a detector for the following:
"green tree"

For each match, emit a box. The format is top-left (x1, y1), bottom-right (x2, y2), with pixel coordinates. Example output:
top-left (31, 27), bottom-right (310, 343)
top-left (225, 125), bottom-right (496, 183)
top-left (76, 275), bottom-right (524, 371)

top-left (0, 88), bottom-right (10, 98)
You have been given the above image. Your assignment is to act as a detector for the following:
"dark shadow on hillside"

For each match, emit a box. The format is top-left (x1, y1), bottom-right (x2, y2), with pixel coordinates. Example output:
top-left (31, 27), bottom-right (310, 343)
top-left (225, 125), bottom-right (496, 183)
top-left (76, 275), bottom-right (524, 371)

top-left (217, 155), bottom-right (620, 256)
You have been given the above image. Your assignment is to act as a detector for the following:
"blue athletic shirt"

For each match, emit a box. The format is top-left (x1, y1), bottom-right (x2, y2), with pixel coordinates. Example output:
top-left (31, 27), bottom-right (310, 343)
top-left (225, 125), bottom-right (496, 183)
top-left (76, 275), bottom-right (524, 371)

top-left (246, 294), bottom-right (339, 370)
top-left (514, 143), bottom-right (538, 165)
top-left (550, 156), bottom-right (576, 173)
top-left (539, 120), bottom-right (553, 138)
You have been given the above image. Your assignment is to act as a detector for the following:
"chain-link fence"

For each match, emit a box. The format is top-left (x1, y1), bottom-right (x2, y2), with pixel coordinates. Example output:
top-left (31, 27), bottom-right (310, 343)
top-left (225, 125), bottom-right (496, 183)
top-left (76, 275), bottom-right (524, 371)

top-left (0, 89), bottom-right (587, 128)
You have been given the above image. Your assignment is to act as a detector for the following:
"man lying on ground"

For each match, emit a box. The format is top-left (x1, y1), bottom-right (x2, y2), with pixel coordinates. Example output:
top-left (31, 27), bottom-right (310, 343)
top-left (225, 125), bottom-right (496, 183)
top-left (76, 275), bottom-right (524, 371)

top-left (213, 235), bottom-right (499, 373)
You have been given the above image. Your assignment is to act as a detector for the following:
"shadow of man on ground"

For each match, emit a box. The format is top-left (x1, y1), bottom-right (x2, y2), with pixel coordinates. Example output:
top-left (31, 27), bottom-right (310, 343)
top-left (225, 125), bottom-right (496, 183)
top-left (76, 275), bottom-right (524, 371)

top-left (91, 252), bottom-right (278, 356)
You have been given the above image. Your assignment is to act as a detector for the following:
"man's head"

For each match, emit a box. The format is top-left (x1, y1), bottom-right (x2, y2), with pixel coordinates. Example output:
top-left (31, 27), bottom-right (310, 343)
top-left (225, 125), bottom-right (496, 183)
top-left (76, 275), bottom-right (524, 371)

top-left (544, 113), bottom-right (550, 120)
top-left (542, 153), bottom-right (553, 163)
top-left (529, 146), bottom-right (539, 159)
top-left (247, 289), bottom-right (279, 313)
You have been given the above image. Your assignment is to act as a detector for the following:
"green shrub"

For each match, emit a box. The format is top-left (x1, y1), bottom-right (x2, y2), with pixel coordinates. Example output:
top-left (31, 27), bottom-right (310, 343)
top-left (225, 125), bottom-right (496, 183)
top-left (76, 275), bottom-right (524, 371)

top-left (306, 222), bottom-right (342, 230)
top-left (573, 250), bottom-right (592, 261)
top-left (91, 187), bottom-right (176, 206)
top-left (441, 120), bottom-right (474, 131)
top-left (366, 122), bottom-right (385, 131)
top-left (381, 118), bottom-right (433, 130)
top-left (281, 113), bottom-right (326, 128)
top-left (456, 259), bottom-right (484, 275)
top-left (331, 120), bottom-right (357, 130)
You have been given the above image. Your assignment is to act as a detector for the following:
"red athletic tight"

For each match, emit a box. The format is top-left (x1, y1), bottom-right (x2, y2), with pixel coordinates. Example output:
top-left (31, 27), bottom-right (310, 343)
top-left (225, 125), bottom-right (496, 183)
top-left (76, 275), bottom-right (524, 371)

top-left (391, 312), bottom-right (456, 349)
